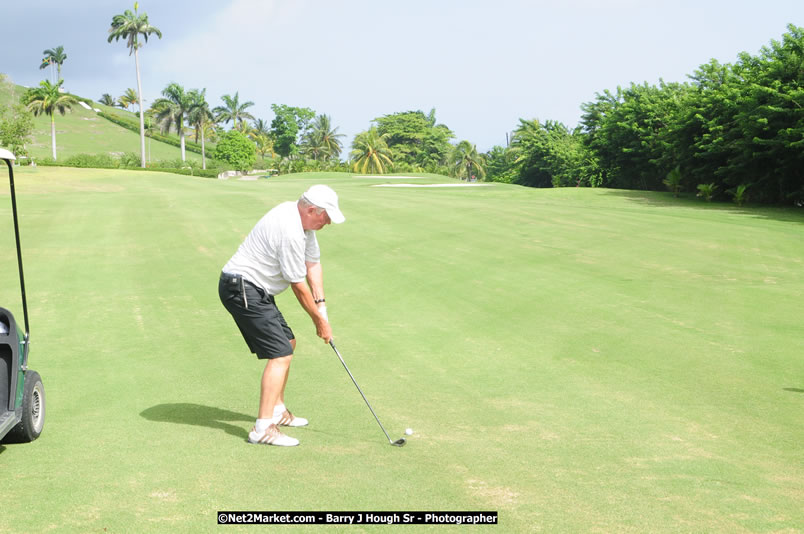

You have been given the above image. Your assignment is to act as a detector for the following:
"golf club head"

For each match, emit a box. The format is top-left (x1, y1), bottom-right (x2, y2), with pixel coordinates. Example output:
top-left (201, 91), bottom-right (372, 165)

top-left (391, 437), bottom-right (407, 447)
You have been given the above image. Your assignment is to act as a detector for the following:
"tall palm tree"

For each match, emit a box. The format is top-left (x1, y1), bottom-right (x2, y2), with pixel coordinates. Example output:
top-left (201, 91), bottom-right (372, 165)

top-left (99, 93), bottom-right (116, 106)
top-left (143, 109), bottom-right (157, 163)
top-left (188, 88), bottom-right (215, 170)
top-left (213, 92), bottom-right (255, 131)
top-left (107, 3), bottom-right (162, 168)
top-left (451, 140), bottom-right (486, 181)
top-left (39, 46), bottom-right (67, 83)
top-left (250, 118), bottom-right (271, 138)
top-left (301, 114), bottom-right (344, 161)
top-left (118, 88), bottom-right (139, 111)
top-left (151, 83), bottom-right (194, 161)
top-left (23, 80), bottom-right (77, 160)
top-left (351, 128), bottom-right (393, 174)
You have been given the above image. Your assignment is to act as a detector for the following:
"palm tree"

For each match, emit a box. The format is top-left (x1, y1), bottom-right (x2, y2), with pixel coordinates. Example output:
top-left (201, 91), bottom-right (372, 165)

top-left (99, 93), bottom-right (116, 106)
top-left (144, 110), bottom-right (157, 163)
top-left (253, 133), bottom-right (275, 163)
top-left (351, 128), bottom-right (393, 174)
top-left (248, 118), bottom-right (276, 166)
top-left (301, 114), bottom-right (344, 161)
top-left (151, 82), bottom-right (194, 161)
top-left (187, 88), bottom-right (215, 170)
top-left (728, 184), bottom-right (750, 207)
top-left (696, 183), bottom-right (717, 202)
top-left (250, 118), bottom-right (271, 138)
top-left (663, 166), bottom-right (683, 197)
top-left (118, 88), bottom-right (139, 111)
top-left (213, 92), bottom-right (255, 131)
top-left (426, 108), bottom-right (437, 128)
top-left (40, 46), bottom-right (67, 83)
top-left (107, 3), bottom-right (162, 168)
top-left (451, 140), bottom-right (486, 181)
top-left (23, 80), bottom-right (77, 160)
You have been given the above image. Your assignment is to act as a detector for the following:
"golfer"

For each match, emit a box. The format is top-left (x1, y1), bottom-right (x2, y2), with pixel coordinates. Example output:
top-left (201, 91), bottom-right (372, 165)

top-left (219, 185), bottom-right (345, 446)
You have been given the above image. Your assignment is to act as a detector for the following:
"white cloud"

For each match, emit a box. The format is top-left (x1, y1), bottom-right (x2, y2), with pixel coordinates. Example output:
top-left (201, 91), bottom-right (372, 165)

top-left (148, 0), bottom-right (306, 94)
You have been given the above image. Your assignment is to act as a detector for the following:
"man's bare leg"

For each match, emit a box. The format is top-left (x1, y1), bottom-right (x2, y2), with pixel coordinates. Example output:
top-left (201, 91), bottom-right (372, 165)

top-left (258, 354), bottom-right (292, 419)
top-left (249, 352), bottom-right (299, 446)
top-left (278, 339), bottom-right (296, 407)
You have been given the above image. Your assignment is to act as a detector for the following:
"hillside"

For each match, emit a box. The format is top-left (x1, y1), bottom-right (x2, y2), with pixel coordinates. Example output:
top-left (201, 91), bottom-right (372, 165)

top-left (0, 74), bottom-right (204, 163)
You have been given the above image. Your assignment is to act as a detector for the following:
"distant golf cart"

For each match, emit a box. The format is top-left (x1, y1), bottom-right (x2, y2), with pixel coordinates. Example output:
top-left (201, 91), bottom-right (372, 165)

top-left (0, 148), bottom-right (45, 444)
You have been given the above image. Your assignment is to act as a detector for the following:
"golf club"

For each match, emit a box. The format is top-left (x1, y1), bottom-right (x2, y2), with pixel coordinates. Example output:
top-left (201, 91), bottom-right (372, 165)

top-left (329, 341), bottom-right (406, 447)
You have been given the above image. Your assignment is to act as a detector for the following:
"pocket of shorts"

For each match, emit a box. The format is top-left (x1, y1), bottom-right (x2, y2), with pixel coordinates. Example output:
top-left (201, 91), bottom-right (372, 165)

top-left (244, 283), bottom-right (265, 305)
top-left (219, 280), bottom-right (240, 302)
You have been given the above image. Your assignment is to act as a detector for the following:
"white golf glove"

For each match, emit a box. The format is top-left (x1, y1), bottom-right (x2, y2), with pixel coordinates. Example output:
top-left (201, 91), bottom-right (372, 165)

top-left (318, 304), bottom-right (329, 323)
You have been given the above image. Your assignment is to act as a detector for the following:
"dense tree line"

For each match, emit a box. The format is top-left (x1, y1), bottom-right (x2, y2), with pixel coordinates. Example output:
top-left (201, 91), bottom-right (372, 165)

top-left (349, 109), bottom-right (485, 178)
top-left (487, 24), bottom-right (804, 205)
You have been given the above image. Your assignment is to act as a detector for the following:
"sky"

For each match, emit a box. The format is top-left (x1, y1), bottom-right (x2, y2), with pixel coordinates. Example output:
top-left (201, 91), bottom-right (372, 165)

top-left (2, 0), bottom-right (802, 153)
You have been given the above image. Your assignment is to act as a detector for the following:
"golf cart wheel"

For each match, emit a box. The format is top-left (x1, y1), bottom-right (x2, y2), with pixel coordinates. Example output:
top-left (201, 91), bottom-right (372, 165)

top-left (16, 370), bottom-right (45, 442)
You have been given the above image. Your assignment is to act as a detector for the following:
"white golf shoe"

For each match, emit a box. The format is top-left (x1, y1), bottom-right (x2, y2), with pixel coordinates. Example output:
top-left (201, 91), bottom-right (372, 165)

top-left (248, 423), bottom-right (299, 446)
top-left (276, 409), bottom-right (308, 427)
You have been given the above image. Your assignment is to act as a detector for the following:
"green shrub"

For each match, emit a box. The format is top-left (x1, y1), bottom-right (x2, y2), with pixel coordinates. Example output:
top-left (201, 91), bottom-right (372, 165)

top-left (138, 166), bottom-right (220, 178)
top-left (696, 183), bottom-right (718, 202)
top-left (34, 153), bottom-right (225, 178)
top-left (663, 166), bottom-right (683, 197)
top-left (213, 130), bottom-right (256, 172)
top-left (728, 184), bottom-right (750, 207)
top-left (149, 158), bottom-right (183, 169)
top-left (35, 157), bottom-right (56, 166)
top-left (0, 103), bottom-right (34, 159)
top-left (64, 153), bottom-right (119, 168)
top-left (119, 152), bottom-right (141, 167)
top-left (38, 153), bottom-right (119, 169)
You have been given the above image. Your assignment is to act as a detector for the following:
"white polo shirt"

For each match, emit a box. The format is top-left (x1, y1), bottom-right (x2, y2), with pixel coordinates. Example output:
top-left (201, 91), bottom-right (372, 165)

top-left (223, 201), bottom-right (320, 295)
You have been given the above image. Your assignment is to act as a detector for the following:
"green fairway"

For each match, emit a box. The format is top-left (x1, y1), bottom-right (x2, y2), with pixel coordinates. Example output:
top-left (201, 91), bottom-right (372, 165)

top-left (0, 167), bottom-right (802, 533)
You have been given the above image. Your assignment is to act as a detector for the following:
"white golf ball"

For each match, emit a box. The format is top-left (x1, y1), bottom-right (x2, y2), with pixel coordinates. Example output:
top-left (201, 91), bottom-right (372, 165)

top-left (405, 428), bottom-right (413, 435)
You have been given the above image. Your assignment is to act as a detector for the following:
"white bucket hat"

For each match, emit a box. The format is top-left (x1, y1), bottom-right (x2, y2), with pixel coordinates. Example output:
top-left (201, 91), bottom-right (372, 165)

top-left (302, 184), bottom-right (345, 224)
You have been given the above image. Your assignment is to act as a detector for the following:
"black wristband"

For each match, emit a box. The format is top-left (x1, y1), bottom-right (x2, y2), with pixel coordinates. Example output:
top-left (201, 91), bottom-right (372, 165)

top-left (314, 298), bottom-right (326, 304)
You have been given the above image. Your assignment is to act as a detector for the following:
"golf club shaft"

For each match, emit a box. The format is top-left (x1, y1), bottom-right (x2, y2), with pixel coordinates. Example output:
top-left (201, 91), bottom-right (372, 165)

top-left (329, 341), bottom-right (393, 443)
top-left (5, 159), bottom-right (29, 338)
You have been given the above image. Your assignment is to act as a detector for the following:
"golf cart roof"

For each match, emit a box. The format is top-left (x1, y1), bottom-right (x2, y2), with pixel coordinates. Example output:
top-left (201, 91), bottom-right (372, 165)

top-left (0, 148), bottom-right (16, 161)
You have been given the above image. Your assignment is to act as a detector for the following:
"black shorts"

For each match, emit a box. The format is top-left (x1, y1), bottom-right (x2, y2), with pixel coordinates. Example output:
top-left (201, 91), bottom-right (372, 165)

top-left (219, 272), bottom-right (295, 359)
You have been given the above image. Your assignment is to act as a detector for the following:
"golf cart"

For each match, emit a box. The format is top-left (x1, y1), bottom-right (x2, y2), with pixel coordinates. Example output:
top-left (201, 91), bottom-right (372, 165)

top-left (0, 147), bottom-right (45, 443)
